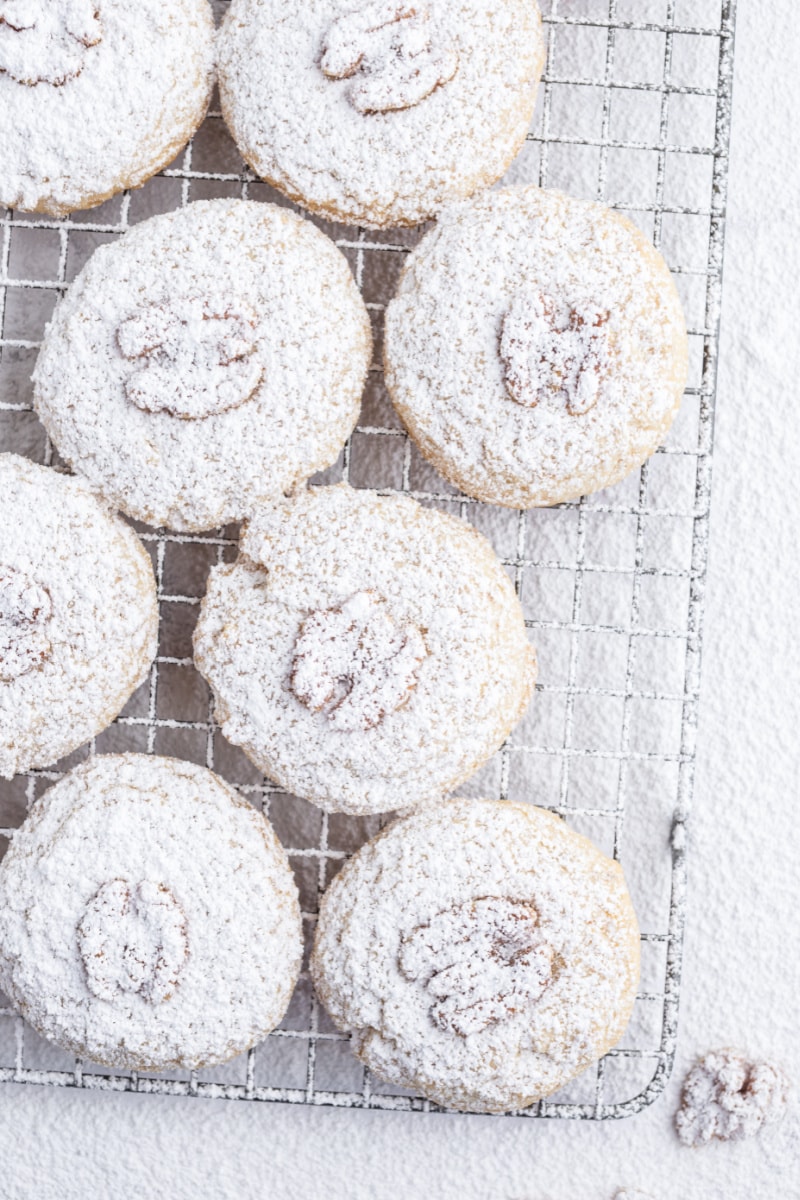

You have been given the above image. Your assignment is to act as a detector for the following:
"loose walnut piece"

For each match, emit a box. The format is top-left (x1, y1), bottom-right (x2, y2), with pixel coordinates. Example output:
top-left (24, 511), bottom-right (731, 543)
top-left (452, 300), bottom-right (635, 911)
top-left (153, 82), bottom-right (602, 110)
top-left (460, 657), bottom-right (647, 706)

top-left (500, 290), bottom-right (612, 416)
top-left (0, 566), bottom-right (52, 682)
top-left (0, 0), bottom-right (101, 87)
top-left (78, 879), bottom-right (189, 1005)
top-left (675, 1049), bottom-right (789, 1147)
top-left (117, 296), bottom-right (264, 421)
top-left (291, 590), bottom-right (427, 733)
top-left (320, 1), bottom-right (458, 115)
top-left (399, 897), bottom-right (554, 1037)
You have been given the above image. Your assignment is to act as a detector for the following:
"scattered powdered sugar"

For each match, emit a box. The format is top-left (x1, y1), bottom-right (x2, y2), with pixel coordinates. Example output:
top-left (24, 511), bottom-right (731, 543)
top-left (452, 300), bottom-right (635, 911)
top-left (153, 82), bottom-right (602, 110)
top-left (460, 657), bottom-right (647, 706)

top-left (0, 454), bottom-right (158, 779)
top-left (77, 879), bottom-right (188, 1005)
top-left (399, 896), bottom-right (553, 1038)
top-left (291, 590), bottom-right (427, 733)
top-left (384, 186), bottom-right (688, 508)
top-left (500, 291), bottom-right (612, 416)
top-left (117, 296), bottom-right (264, 421)
top-left (320, 2), bottom-right (459, 116)
top-left (193, 484), bottom-right (537, 815)
top-left (614, 1191), bottom-right (655, 1199)
top-left (217, 0), bottom-right (545, 228)
top-left (0, 0), bottom-right (214, 214)
top-left (311, 797), bottom-right (640, 1113)
top-left (0, 754), bottom-right (303, 1070)
top-left (0, 0), bottom-right (102, 86)
top-left (33, 200), bottom-right (372, 531)
top-left (0, 566), bottom-right (53, 682)
top-left (675, 1049), bottom-right (789, 1148)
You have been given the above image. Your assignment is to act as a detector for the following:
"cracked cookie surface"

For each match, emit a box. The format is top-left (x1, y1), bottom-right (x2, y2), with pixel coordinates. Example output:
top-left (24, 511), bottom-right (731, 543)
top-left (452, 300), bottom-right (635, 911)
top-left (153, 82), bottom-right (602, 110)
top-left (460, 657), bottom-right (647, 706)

top-left (194, 484), bottom-right (536, 815)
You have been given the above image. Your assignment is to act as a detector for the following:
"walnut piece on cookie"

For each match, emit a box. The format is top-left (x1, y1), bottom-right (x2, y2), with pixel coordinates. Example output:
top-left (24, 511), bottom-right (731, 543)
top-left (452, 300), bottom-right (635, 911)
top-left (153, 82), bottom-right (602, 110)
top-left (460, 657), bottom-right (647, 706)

top-left (291, 590), bottom-right (427, 733)
top-left (0, 755), bottom-right (302, 1071)
top-left (311, 798), bottom-right (640, 1113)
top-left (399, 897), bottom-right (554, 1037)
top-left (117, 296), bottom-right (263, 420)
top-left (320, 2), bottom-right (459, 115)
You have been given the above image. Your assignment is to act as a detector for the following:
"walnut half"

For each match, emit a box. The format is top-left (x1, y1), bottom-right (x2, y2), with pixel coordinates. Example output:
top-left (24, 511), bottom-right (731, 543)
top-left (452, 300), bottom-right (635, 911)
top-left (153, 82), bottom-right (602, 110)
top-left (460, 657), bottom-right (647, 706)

top-left (78, 879), bottom-right (189, 1006)
top-left (500, 290), bottom-right (612, 416)
top-left (320, 2), bottom-right (458, 115)
top-left (400, 896), bottom-right (554, 1037)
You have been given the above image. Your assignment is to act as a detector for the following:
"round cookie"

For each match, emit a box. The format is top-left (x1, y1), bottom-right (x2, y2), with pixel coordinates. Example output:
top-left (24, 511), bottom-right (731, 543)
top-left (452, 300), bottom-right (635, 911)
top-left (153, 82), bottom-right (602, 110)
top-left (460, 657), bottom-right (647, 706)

top-left (32, 200), bottom-right (372, 532)
top-left (0, 754), bottom-right (302, 1071)
top-left (217, 0), bottom-right (545, 229)
top-left (193, 484), bottom-right (537, 815)
top-left (311, 797), bottom-right (640, 1112)
top-left (385, 186), bottom-right (689, 507)
top-left (0, 454), bottom-right (157, 779)
top-left (0, 0), bottom-right (214, 216)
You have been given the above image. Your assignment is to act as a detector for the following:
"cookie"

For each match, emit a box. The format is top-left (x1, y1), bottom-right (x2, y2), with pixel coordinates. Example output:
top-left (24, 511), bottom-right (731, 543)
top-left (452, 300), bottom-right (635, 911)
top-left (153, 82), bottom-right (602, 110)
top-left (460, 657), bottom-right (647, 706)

top-left (0, 754), bottom-right (302, 1070)
top-left (0, 0), bottom-right (214, 216)
top-left (32, 200), bottom-right (372, 532)
top-left (311, 797), bottom-right (640, 1112)
top-left (0, 454), bottom-right (157, 779)
top-left (193, 484), bottom-right (536, 815)
top-left (385, 186), bottom-right (689, 507)
top-left (217, 0), bottom-right (545, 229)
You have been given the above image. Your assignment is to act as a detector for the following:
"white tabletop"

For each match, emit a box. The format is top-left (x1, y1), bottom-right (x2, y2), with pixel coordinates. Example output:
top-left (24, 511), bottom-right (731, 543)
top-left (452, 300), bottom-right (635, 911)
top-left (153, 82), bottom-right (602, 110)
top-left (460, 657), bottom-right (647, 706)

top-left (1, 3), bottom-right (798, 1197)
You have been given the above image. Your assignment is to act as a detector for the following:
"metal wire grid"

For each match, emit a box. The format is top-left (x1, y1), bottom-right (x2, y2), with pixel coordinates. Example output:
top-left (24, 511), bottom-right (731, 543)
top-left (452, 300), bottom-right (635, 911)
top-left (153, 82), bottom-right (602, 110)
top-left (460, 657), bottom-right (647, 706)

top-left (0, 0), bottom-right (736, 1118)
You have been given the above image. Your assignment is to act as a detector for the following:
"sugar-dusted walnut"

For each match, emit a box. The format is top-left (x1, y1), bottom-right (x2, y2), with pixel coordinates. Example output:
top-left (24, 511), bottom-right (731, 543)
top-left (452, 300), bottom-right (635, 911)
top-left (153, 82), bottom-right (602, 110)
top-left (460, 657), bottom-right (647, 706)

top-left (0, 0), bottom-right (101, 86)
top-left (291, 590), bottom-right (427, 733)
top-left (676, 1049), bottom-right (789, 1147)
top-left (320, 1), bottom-right (458, 115)
top-left (399, 896), bottom-right (554, 1037)
top-left (500, 290), bottom-right (612, 416)
top-left (0, 566), bottom-right (52, 682)
top-left (117, 296), bottom-right (264, 421)
top-left (78, 878), bottom-right (189, 1005)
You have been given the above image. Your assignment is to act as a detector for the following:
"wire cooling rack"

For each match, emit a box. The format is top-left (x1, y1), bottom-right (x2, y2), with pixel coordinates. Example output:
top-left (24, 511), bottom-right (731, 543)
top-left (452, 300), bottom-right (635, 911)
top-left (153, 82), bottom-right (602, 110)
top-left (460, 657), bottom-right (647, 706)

top-left (0, 0), bottom-right (737, 1118)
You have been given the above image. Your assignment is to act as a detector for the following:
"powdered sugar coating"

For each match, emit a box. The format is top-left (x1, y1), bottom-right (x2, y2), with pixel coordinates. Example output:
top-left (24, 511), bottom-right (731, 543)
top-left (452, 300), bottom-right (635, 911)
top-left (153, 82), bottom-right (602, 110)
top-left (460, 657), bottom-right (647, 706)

top-left (0, 754), bottom-right (303, 1070)
top-left (33, 201), bottom-right (372, 532)
top-left (675, 1049), bottom-right (789, 1147)
top-left (193, 484), bottom-right (537, 815)
top-left (385, 186), bottom-right (688, 507)
top-left (217, 0), bottom-right (545, 229)
top-left (0, 0), bottom-right (102, 87)
top-left (0, 0), bottom-right (214, 215)
top-left (0, 455), bottom-right (157, 779)
top-left (311, 797), bottom-right (640, 1113)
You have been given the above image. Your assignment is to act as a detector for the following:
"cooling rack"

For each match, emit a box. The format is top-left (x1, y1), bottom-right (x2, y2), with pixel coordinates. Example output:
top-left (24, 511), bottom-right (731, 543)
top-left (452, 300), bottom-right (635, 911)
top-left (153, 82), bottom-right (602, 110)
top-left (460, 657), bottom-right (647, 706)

top-left (0, 0), bottom-right (737, 1118)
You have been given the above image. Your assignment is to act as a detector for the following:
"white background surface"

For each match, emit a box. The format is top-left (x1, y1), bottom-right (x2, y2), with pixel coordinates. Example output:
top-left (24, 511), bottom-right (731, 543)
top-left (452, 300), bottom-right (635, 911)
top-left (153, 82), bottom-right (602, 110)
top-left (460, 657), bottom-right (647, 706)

top-left (1, 2), bottom-right (799, 1196)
